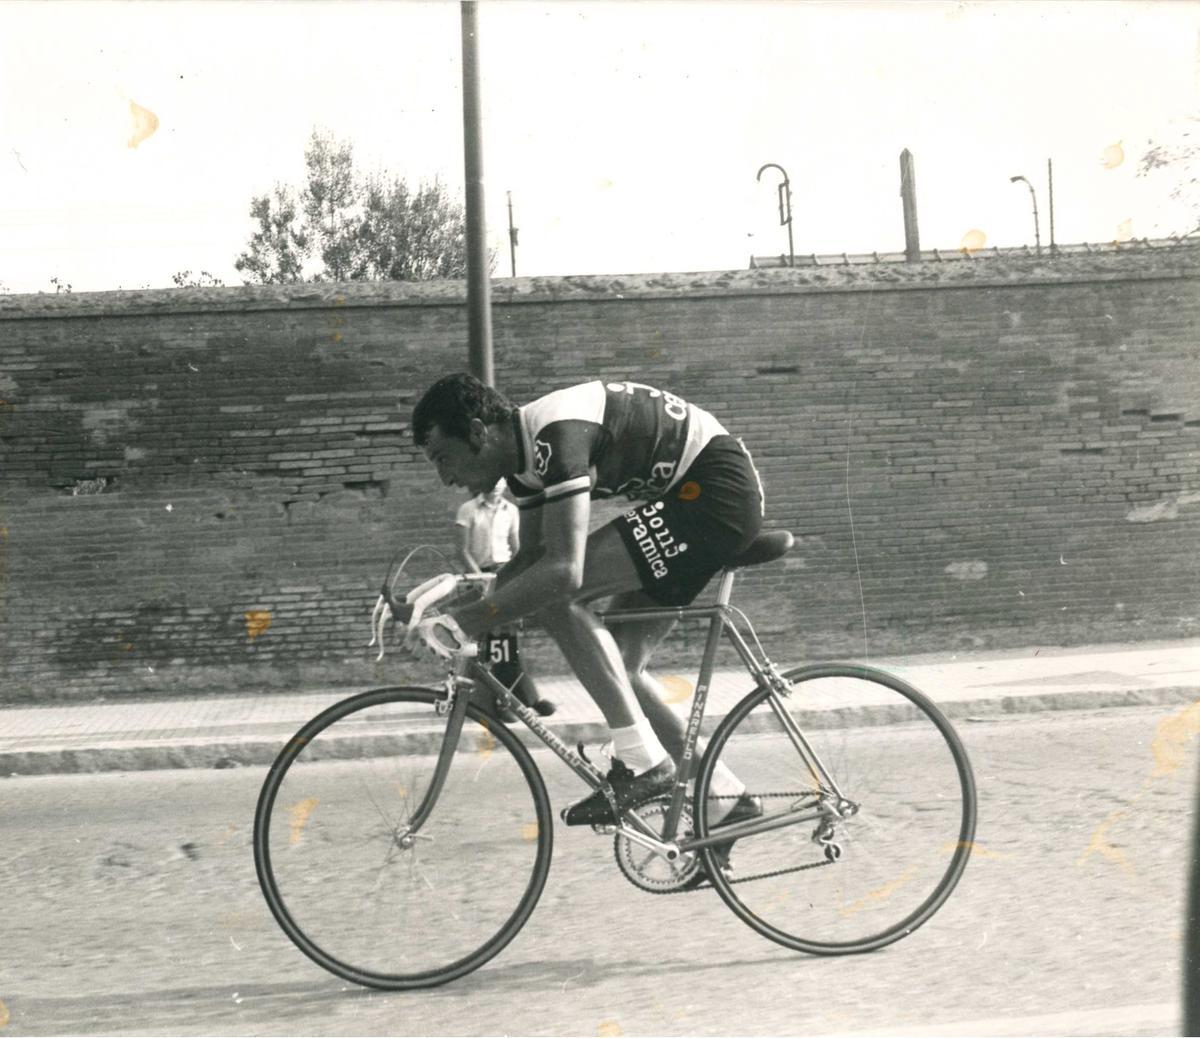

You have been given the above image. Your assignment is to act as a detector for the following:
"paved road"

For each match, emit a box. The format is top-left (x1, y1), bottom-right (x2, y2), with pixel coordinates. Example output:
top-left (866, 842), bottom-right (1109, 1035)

top-left (1, 705), bottom-right (1194, 1036)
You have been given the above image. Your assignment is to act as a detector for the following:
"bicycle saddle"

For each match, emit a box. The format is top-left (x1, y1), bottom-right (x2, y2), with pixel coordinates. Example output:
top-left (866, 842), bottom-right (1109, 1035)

top-left (729, 530), bottom-right (794, 569)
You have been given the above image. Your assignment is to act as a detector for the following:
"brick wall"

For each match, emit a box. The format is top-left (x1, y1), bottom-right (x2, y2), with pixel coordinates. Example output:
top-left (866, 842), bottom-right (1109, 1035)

top-left (1, 245), bottom-right (1198, 703)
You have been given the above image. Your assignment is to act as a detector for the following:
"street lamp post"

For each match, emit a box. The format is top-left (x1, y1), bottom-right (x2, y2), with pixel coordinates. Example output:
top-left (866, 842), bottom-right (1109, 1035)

top-left (1009, 174), bottom-right (1042, 256)
top-left (461, 0), bottom-right (493, 386)
top-left (756, 163), bottom-right (794, 267)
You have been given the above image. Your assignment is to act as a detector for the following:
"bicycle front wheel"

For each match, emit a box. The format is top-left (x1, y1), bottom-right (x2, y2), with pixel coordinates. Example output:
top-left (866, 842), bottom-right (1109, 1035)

top-left (254, 687), bottom-right (553, 990)
top-left (695, 663), bottom-right (976, 954)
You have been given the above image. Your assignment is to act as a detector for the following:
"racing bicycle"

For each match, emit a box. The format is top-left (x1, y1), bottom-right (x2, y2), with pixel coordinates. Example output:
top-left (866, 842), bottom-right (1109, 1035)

top-left (253, 531), bottom-right (977, 990)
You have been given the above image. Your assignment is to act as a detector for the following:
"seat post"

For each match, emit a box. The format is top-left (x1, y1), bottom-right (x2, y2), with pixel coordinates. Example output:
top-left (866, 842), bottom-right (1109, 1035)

top-left (715, 568), bottom-right (736, 606)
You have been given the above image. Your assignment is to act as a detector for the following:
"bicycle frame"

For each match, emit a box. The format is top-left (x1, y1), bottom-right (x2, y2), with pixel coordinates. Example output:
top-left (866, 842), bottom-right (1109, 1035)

top-left (417, 565), bottom-right (848, 863)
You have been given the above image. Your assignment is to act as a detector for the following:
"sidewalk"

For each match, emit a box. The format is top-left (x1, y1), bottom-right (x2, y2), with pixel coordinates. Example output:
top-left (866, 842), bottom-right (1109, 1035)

top-left (1, 639), bottom-right (1198, 776)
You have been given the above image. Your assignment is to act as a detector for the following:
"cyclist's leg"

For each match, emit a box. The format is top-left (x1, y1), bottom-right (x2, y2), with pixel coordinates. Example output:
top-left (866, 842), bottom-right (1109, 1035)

top-left (531, 526), bottom-right (680, 820)
top-left (606, 590), bottom-right (684, 757)
top-left (537, 435), bottom-right (762, 725)
top-left (542, 451), bottom-right (756, 766)
top-left (531, 523), bottom-right (654, 729)
top-left (609, 590), bottom-right (747, 811)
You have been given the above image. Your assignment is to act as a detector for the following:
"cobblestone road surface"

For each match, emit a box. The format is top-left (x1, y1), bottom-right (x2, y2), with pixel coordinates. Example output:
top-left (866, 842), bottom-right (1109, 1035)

top-left (0, 704), bottom-right (1194, 1036)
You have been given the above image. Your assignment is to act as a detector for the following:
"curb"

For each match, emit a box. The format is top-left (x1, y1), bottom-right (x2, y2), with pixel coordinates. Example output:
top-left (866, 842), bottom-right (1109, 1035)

top-left (0, 721), bottom-right (614, 778)
top-left (938, 684), bottom-right (1200, 719)
top-left (3, 684), bottom-right (1196, 778)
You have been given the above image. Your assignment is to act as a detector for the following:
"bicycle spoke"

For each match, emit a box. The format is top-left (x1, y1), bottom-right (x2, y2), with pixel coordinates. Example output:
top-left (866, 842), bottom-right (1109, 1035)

top-left (359, 774), bottom-right (400, 833)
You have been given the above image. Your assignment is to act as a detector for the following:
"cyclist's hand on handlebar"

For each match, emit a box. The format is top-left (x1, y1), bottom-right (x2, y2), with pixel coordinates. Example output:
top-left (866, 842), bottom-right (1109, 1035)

top-left (404, 614), bottom-right (478, 663)
top-left (371, 572), bottom-right (460, 660)
top-left (368, 594), bottom-right (416, 659)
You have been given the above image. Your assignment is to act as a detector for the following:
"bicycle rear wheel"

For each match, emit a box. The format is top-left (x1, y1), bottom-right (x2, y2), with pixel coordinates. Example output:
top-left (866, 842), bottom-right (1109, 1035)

top-left (695, 663), bottom-right (976, 954)
top-left (254, 687), bottom-right (553, 989)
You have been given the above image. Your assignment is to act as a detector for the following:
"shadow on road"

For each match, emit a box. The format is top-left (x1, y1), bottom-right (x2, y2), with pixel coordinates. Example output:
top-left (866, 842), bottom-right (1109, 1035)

top-left (468, 949), bottom-right (805, 991)
top-left (10, 948), bottom-right (806, 1035)
top-left (8, 980), bottom-right (360, 1036)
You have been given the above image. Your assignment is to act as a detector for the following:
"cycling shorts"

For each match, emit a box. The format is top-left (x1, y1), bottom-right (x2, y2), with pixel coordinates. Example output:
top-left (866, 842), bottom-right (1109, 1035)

top-left (610, 435), bottom-right (764, 606)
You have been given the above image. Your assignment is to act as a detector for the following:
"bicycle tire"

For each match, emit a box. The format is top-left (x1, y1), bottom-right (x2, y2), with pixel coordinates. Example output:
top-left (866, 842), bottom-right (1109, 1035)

top-left (694, 663), bottom-right (976, 954)
top-left (253, 686), bottom-right (554, 990)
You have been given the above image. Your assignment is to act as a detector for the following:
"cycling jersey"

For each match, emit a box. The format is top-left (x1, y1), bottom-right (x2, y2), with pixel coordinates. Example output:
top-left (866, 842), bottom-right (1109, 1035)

top-left (504, 381), bottom-right (728, 509)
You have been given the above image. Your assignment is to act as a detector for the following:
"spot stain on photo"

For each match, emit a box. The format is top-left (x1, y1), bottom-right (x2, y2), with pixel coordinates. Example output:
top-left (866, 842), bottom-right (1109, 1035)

top-left (660, 675), bottom-right (693, 704)
top-left (244, 610), bottom-right (272, 640)
top-left (127, 100), bottom-right (159, 149)
top-left (287, 797), bottom-right (319, 846)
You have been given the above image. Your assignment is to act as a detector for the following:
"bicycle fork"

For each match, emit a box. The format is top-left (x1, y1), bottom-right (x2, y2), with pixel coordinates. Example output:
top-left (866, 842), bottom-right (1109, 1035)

top-left (386, 675), bottom-right (475, 847)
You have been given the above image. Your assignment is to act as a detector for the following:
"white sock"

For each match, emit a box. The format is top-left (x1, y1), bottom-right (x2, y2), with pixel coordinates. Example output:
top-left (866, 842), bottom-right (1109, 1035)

top-left (610, 717), bottom-right (668, 774)
top-left (704, 763), bottom-right (746, 823)
top-left (706, 762), bottom-right (745, 800)
top-left (688, 741), bottom-right (744, 799)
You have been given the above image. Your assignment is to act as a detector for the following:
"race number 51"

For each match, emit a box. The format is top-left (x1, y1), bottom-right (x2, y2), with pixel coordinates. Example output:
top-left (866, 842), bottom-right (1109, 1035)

top-left (487, 634), bottom-right (517, 665)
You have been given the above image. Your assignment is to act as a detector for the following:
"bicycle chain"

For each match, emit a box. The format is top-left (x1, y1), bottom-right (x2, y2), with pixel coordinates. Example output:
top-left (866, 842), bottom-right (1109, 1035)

top-left (677, 856), bottom-right (834, 894)
top-left (634, 790), bottom-right (838, 896)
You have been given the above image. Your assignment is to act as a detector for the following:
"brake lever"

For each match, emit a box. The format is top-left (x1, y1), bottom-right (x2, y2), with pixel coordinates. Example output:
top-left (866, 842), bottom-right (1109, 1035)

top-left (368, 587), bottom-right (415, 660)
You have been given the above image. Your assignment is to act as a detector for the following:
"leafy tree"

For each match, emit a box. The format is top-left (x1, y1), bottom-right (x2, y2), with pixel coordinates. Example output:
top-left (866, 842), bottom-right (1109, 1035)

top-left (171, 270), bottom-right (225, 288)
top-left (354, 174), bottom-right (471, 281)
top-left (234, 183), bottom-right (309, 284)
top-left (235, 129), bottom-right (472, 284)
top-left (1137, 116), bottom-right (1200, 237)
top-left (300, 131), bottom-right (358, 281)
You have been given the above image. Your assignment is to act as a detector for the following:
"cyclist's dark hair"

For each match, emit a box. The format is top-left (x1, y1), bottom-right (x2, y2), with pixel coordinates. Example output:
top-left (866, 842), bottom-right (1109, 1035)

top-left (412, 372), bottom-right (516, 446)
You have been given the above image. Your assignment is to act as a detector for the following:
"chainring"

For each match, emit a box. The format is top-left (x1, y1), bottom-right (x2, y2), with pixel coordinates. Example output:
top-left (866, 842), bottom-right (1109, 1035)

top-left (612, 796), bottom-right (701, 894)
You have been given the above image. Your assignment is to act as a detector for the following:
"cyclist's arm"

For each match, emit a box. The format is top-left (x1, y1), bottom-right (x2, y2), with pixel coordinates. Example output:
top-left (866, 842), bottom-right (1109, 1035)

top-left (496, 503), bottom-right (542, 581)
top-left (452, 494), bottom-right (587, 635)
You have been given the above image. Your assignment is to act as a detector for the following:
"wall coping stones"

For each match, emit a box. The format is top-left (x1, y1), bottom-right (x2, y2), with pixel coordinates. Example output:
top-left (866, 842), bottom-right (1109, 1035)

top-left (1, 240), bottom-right (1197, 321)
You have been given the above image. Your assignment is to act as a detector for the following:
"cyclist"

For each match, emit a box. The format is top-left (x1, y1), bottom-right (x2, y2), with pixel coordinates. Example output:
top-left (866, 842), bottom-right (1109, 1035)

top-left (408, 372), bottom-right (764, 831)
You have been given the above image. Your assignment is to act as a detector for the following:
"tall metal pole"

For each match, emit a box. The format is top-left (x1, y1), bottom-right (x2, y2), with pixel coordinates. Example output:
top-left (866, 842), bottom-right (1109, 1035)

top-left (507, 191), bottom-right (518, 278)
top-left (1047, 158), bottom-right (1056, 253)
top-left (461, 1), bottom-right (493, 386)
top-left (899, 149), bottom-right (920, 262)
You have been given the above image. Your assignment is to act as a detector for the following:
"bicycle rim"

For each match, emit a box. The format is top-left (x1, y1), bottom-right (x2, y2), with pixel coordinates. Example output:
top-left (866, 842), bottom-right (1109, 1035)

top-left (253, 687), bottom-right (553, 989)
top-left (695, 663), bottom-right (976, 954)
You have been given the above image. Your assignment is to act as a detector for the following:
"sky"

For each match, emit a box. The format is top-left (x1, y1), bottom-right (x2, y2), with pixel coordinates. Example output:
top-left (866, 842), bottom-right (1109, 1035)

top-left (1, 0), bottom-right (1198, 294)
